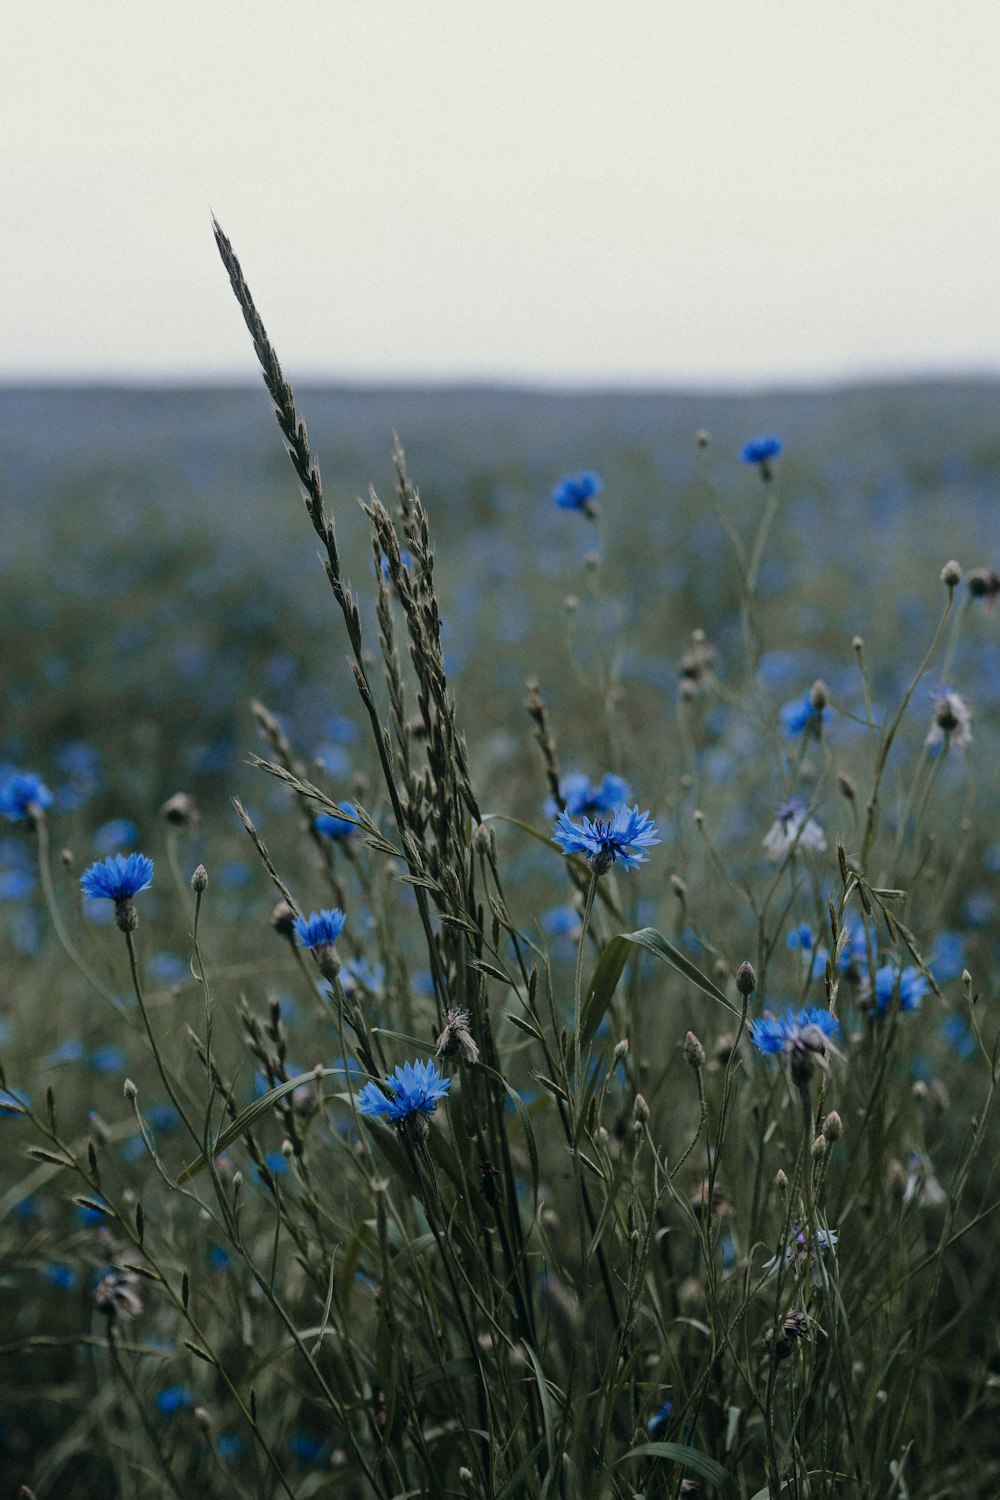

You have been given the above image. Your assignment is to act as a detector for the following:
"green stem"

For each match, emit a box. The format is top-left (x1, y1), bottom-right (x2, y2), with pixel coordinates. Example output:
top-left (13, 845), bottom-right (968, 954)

top-left (573, 869), bottom-right (600, 1090)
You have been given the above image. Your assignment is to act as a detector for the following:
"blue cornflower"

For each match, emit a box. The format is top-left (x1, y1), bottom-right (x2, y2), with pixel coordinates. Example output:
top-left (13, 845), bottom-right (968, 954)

top-left (551, 471), bottom-right (603, 515)
top-left (93, 818), bottom-right (140, 855)
top-left (155, 1386), bottom-right (191, 1415)
top-left (80, 853), bottom-right (154, 903)
top-left (315, 804), bottom-right (357, 841)
top-left (90, 1046), bottom-right (127, 1075)
top-left (930, 931), bottom-right (966, 985)
top-left (940, 1014), bottom-right (976, 1060)
top-left (358, 1058), bottom-right (451, 1128)
top-left (559, 771), bottom-right (632, 819)
top-left (788, 924), bottom-right (828, 980)
top-left (42, 1261), bottom-right (77, 1290)
top-left (294, 908), bottom-right (346, 949)
top-left (646, 1399), bottom-right (674, 1435)
top-left (290, 1432), bottom-right (326, 1463)
top-left (836, 911), bottom-right (869, 978)
top-left (874, 964), bottom-right (928, 1015)
top-left (552, 804), bottom-right (660, 876)
top-left (0, 770), bottom-right (52, 823)
top-left (780, 691), bottom-right (824, 738)
top-left (340, 957), bottom-right (385, 997)
top-left (742, 434), bottom-right (783, 470)
top-left (750, 1006), bottom-right (841, 1086)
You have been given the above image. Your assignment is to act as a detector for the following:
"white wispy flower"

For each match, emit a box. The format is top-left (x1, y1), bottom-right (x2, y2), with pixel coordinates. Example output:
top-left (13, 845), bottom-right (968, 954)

top-left (763, 798), bottom-right (827, 862)
top-left (925, 688), bottom-right (972, 751)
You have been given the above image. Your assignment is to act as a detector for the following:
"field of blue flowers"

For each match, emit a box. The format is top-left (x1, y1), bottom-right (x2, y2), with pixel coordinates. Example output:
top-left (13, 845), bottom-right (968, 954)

top-left (2, 306), bottom-right (1000, 1499)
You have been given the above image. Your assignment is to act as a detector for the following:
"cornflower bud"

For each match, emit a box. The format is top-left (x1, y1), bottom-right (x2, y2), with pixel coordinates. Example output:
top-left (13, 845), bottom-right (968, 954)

top-left (940, 559), bottom-right (962, 588)
top-left (822, 1110), bottom-right (842, 1143)
top-left (191, 864), bottom-right (209, 893)
top-left (633, 1094), bottom-right (649, 1124)
top-left (161, 791), bottom-right (200, 829)
top-left (683, 1031), bottom-right (705, 1069)
top-left (270, 902), bottom-right (296, 939)
top-left (736, 961), bottom-right (757, 996)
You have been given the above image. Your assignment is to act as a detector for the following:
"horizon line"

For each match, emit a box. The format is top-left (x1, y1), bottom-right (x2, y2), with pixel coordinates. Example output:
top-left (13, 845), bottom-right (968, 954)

top-left (3, 365), bottom-right (1000, 399)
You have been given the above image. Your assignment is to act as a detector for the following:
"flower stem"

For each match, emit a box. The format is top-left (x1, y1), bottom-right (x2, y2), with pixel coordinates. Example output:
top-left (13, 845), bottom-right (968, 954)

top-left (573, 869), bottom-right (599, 1090)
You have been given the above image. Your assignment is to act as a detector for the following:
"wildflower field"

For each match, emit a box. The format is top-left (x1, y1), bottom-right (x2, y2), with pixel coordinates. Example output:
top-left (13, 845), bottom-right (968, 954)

top-left (2, 234), bottom-right (1000, 1498)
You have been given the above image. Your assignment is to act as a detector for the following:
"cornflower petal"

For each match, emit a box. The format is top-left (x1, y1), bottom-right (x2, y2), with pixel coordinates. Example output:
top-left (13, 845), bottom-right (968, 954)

top-left (80, 853), bottom-right (154, 902)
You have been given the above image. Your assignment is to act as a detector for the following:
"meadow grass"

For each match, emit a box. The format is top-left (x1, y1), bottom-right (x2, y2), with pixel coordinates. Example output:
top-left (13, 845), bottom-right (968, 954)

top-left (1, 232), bottom-right (999, 1497)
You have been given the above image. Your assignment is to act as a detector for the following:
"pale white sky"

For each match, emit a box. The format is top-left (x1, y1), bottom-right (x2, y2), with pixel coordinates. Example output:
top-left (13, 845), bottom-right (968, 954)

top-left (3, 2), bottom-right (999, 386)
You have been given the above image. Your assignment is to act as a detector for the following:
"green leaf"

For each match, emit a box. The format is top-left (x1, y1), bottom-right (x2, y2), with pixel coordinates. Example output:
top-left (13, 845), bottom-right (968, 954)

top-left (580, 934), bottom-right (634, 1050)
top-left (177, 1068), bottom-right (345, 1183)
top-left (482, 1065), bottom-right (540, 1212)
top-left (614, 1441), bottom-right (733, 1494)
top-left (601, 929), bottom-right (739, 1024)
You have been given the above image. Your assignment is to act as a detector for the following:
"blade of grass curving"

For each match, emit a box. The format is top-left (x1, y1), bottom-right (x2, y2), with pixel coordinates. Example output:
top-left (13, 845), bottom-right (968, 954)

top-left (614, 1440), bottom-right (733, 1494)
top-left (582, 929), bottom-right (738, 1050)
top-left (177, 1068), bottom-right (347, 1182)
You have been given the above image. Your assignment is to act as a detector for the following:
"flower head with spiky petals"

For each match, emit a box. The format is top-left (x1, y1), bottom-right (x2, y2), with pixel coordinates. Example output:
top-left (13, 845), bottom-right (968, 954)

top-left (558, 771), bottom-right (632, 820)
top-left (315, 805), bottom-right (357, 841)
top-left (0, 770), bottom-right (53, 823)
top-left (874, 963), bottom-right (928, 1015)
top-left (552, 804), bottom-right (660, 876)
top-left (81, 853), bottom-right (154, 903)
top-left (358, 1059), bottom-right (452, 1133)
top-left (294, 909), bottom-right (346, 950)
top-left (750, 1006), bottom-right (841, 1087)
top-left (742, 434), bottom-right (783, 467)
top-left (551, 471), bottom-right (603, 515)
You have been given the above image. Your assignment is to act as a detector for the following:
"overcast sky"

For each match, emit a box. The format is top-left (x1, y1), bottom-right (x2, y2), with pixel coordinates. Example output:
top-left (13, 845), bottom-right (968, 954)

top-left (4, 2), bottom-right (999, 387)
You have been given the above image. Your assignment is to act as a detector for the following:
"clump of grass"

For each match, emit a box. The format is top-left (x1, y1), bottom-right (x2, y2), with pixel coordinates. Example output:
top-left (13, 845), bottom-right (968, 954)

top-left (0, 228), bottom-right (998, 1500)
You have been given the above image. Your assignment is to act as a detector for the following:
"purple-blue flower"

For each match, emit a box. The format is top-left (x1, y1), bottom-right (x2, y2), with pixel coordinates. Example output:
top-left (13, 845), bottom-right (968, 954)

top-left (836, 911), bottom-right (869, 977)
top-left (874, 964), bottom-right (928, 1015)
top-left (780, 692), bottom-right (824, 738)
top-left (0, 770), bottom-right (53, 823)
top-left (80, 853), bottom-right (154, 902)
top-left (751, 1006), bottom-right (841, 1084)
top-left (155, 1386), bottom-right (191, 1415)
top-left (559, 771), bottom-right (632, 819)
top-left (294, 908), bottom-right (346, 949)
top-left (742, 434), bottom-right (783, 467)
top-left (940, 1014), bottom-right (975, 1059)
top-left (750, 1006), bottom-right (841, 1055)
top-left (929, 932), bottom-right (966, 985)
top-left (552, 804), bottom-right (660, 875)
top-left (315, 804), bottom-right (357, 841)
top-left (646, 1398), bottom-right (674, 1435)
top-left (358, 1058), bottom-right (452, 1123)
top-left (551, 471), bottom-right (603, 514)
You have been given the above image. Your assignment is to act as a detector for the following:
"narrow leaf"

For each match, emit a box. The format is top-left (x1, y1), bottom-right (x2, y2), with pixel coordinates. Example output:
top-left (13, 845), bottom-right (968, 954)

top-left (614, 1441), bottom-right (733, 1493)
